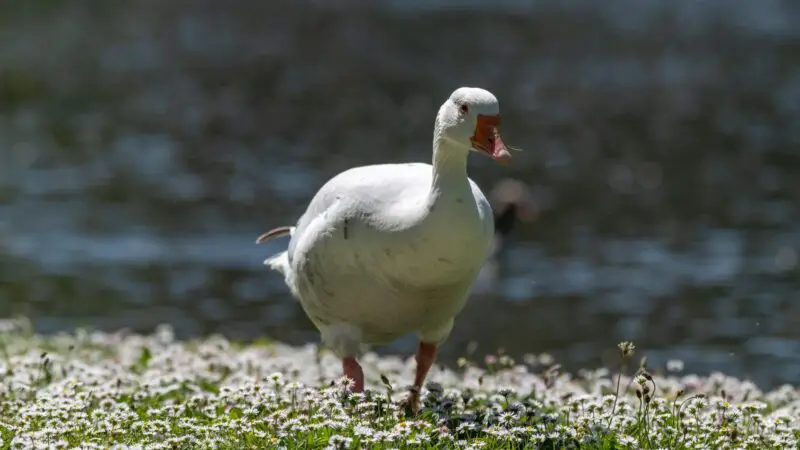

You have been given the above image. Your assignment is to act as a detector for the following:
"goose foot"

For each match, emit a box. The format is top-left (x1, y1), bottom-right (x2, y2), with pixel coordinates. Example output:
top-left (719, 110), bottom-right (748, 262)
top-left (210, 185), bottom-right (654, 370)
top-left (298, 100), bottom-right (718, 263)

top-left (400, 387), bottom-right (421, 416)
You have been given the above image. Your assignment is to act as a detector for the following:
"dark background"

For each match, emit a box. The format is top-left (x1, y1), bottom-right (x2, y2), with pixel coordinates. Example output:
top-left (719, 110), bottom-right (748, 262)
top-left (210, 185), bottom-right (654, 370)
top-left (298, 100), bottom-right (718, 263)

top-left (1, 1), bottom-right (799, 389)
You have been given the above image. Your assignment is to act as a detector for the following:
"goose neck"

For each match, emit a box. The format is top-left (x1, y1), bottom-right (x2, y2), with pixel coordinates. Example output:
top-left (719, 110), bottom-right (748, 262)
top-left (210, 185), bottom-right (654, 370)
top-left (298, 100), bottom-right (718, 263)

top-left (430, 138), bottom-right (469, 192)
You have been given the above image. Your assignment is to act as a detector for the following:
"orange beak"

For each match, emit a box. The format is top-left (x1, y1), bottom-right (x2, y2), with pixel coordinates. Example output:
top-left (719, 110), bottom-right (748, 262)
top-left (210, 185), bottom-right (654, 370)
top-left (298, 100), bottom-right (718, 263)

top-left (471, 114), bottom-right (511, 165)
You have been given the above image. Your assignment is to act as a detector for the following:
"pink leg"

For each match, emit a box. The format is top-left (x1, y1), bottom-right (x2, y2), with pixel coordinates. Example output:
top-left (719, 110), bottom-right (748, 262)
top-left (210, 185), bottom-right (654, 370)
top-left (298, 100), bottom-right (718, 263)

top-left (413, 342), bottom-right (437, 390)
top-left (403, 342), bottom-right (437, 415)
top-left (342, 356), bottom-right (364, 392)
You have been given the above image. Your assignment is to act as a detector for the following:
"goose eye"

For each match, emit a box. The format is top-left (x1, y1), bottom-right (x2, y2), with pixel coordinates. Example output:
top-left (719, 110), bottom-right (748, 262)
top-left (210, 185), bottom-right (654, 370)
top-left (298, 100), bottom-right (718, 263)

top-left (459, 104), bottom-right (469, 115)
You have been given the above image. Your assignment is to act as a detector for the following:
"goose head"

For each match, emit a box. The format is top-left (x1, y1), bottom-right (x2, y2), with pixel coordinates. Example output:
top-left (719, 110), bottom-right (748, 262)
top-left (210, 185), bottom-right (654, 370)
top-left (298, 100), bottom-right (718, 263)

top-left (434, 87), bottom-right (512, 164)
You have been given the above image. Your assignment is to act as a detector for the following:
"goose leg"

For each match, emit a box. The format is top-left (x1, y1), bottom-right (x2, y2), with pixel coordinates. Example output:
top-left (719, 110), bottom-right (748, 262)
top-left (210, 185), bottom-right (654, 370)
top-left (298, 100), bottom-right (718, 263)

top-left (402, 341), bottom-right (437, 415)
top-left (342, 356), bottom-right (364, 392)
top-left (324, 325), bottom-right (364, 392)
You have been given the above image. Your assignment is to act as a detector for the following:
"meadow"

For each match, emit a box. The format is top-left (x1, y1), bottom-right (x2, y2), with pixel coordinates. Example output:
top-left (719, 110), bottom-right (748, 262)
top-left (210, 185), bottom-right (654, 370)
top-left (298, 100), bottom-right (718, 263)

top-left (0, 317), bottom-right (797, 449)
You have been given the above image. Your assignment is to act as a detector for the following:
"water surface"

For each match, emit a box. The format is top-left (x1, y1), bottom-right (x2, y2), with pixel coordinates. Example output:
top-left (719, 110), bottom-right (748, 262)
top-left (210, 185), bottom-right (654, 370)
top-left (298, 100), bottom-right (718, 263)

top-left (1, 0), bottom-right (799, 389)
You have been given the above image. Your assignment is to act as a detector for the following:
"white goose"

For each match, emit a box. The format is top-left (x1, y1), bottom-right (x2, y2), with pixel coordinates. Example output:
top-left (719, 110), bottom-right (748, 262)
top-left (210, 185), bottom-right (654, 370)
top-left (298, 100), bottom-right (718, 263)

top-left (256, 87), bottom-right (511, 413)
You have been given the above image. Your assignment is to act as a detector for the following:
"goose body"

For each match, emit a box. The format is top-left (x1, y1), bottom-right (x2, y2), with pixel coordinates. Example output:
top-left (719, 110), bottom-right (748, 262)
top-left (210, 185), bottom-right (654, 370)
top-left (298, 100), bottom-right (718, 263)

top-left (268, 162), bottom-right (494, 352)
top-left (258, 87), bottom-right (512, 411)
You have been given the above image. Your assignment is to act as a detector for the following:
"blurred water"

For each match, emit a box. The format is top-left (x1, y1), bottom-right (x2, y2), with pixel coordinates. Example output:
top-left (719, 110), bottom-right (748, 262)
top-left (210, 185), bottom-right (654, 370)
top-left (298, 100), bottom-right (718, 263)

top-left (1, 0), bottom-right (799, 388)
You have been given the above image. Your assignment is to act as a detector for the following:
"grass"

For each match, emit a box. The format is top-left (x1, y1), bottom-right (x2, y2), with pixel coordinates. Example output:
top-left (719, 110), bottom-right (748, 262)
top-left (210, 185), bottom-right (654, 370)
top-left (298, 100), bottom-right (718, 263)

top-left (0, 317), bottom-right (796, 449)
